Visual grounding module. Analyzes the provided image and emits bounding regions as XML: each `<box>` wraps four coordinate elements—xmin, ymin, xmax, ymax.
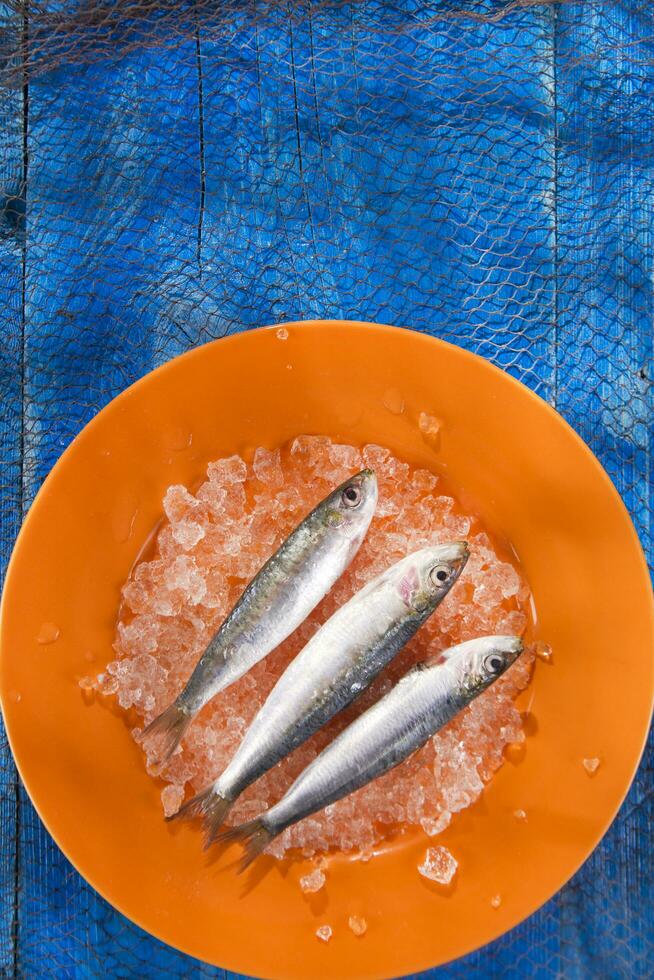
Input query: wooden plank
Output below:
<box><xmin>0</xmin><ymin>2</ymin><xmax>25</xmax><ymax>975</ymax></box>
<box><xmin>552</xmin><ymin>2</ymin><xmax>653</xmax><ymax>978</ymax></box>
<box><xmin>18</xmin><ymin>32</ymin><xmax>228</xmax><ymax>978</ymax></box>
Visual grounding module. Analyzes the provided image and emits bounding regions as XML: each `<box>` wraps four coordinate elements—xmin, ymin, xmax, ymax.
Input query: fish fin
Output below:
<box><xmin>201</xmin><ymin>794</ymin><xmax>235</xmax><ymax>848</ymax></box>
<box><xmin>140</xmin><ymin>704</ymin><xmax>191</xmax><ymax>766</ymax></box>
<box><xmin>166</xmin><ymin>785</ymin><xmax>213</xmax><ymax>822</ymax></box>
<box><xmin>167</xmin><ymin>785</ymin><xmax>234</xmax><ymax>840</ymax></box>
<box><xmin>213</xmin><ymin>818</ymin><xmax>274</xmax><ymax>872</ymax></box>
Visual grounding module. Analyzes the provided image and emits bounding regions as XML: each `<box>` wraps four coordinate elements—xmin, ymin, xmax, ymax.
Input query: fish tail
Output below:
<box><xmin>201</xmin><ymin>794</ymin><xmax>235</xmax><ymax>849</ymax></box>
<box><xmin>140</xmin><ymin>703</ymin><xmax>191</xmax><ymax>765</ymax></box>
<box><xmin>213</xmin><ymin>818</ymin><xmax>274</xmax><ymax>872</ymax></box>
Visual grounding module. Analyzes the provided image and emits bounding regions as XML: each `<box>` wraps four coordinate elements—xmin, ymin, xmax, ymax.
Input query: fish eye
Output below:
<box><xmin>484</xmin><ymin>654</ymin><xmax>504</xmax><ymax>674</ymax></box>
<box><xmin>342</xmin><ymin>485</ymin><xmax>362</xmax><ymax>508</ymax></box>
<box><xmin>429</xmin><ymin>564</ymin><xmax>451</xmax><ymax>586</ymax></box>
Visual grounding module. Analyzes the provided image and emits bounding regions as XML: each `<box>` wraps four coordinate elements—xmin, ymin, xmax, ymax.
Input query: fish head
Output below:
<box><xmin>446</xmin><ymin>635</ymin><xmax>524</xmax><ymax>697</ymax></box>
<box><xmin>396</xmin><ymin>541</ymin><xmax>469</xmax><ymax>613</ymax></box>
<box><xmin>323</xmin><ymin>469</ymin><xmax>378</xmax><ymax>540</ymax></box>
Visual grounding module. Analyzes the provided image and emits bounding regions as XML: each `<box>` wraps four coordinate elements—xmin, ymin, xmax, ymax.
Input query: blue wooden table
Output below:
<box><xmin>0</xmin><ymin>1</ymin><xmax>652</xmax><ymax>976</ymax></box>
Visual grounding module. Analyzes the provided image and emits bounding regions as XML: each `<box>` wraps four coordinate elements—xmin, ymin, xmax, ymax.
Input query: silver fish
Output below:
<box><xmin>142</xmin><ymin>469</ymin><xmax>378</xmax><ymax>763</ymax></box>
<box><xmin>218</xmin><ymin>635</ymin><xmax>523</xmax><ymax>869</ymax></box>
<box><xmin>172</xmin><ymin>541</ymin><xmax>469</xmax><ymax>841</ymax></box>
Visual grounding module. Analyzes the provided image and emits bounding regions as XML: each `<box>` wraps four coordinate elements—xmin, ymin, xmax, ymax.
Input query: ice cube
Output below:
<box><xmin>163</xmin><ymin>485</ymin><xmax>197</xmax><ymax>523</ymax></box>
<box><xmin>535</xmin><ymin>641</ymin><xmax>553</xmax><ymax>663</ymax></box>
<box><xmin>348</xmin><ymin>915</ymin><xmax>367</xmax><ymax>936</ymax></box>
<box><xmin>207</xmin><ymin>455</ymin><xmax>247</xmax><ymax>485</ymax></box>
<box><xmin>196</xmin><ymin>482</ymin><xmax>227</xmax><ymax>511</ymax></box>
<box><xmin>496</xmin><ymin>562</ymin><xmax>521</xmax><ymax>599</ymax></box>
<box><xmin>316</xmin><ymin>925</ymin><xmax>332</xmax><ymax>943</ymax></box>
<box><xmin>161</xmin><ymin>784</ymin><xmax>184</xmax><ymax>817</ymax></box>
<box><xmin>299</xmin><ymin>868</ymin><xmax>325</xmax><ymax>893</ymax></box>
<box><xmin>95</xmin><ymin>672</ymin><xmax>118</xmax><ymax>695</ymax></box>
<box><xmin>583</xmin><ymin>757</ymin><xmax>600</xmax><ymax>776</ymax></box>
<box><xmin>290</xmin><ymin>435</ymin><xmax>331</xmax><ymax>465</ymax></box>
<box><xmin>362</xmin><ymin>444</ymin><xmax>392</xmax><ymax>469</ymax></box>
<box><xmin>328</xmin><ymin>443</ymin><xmax>361</xmax><ymax>471</ymax></box>
<box><xmin>172</xmin><ymin>521</ymin><xmax>205</xmax><ymax>549</ymax></box>
<box><xmin>253</xmin><ymin>447</ymin><xmax>284</xmax><ymax>488</ymax></box>
<box><xmin>418</xmin><ymin>412</ymin><xmax>442</xmax><ymax>449</ymax></box>
<box><xmin>412</xmin><ymin>469</ymin><xmax>439</xmax><ymax>493</ymax></box>
<box><xmin>164</xmin><ymin>556</ymin><xmax>207</xmax><ymax>605</ymax></box>
<box><xmin>420</xmin><ymin>811</ymin><xmax>451</xmax><ymax>837</ymax></box>
<box><xmin>417</xmin><ymin>846</ymin><xmax>458</xmax><ymax>884</ymax></box>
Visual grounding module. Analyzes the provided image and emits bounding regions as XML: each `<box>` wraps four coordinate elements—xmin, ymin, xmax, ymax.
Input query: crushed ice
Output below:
<box><xmin>87</xmin><ymin>435</ymin><xmax>534</xmax><ymax>859</ymax></box>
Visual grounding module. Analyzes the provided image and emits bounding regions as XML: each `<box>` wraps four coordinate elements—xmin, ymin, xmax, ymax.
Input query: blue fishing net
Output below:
<box><xmin>0</xmin><ymin>1</ymin><xmax>651</xmax><ymax>976</ymax></box>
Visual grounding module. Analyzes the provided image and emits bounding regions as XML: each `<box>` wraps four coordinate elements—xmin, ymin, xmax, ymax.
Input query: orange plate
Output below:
<box><xmin>1</xmin><ymin>321</ymin><xmax>653</xmax><ymax>979</ymax></box>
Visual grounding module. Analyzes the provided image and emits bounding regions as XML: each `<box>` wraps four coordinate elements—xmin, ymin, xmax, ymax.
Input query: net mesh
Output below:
<box><xmin>0</xmin><ymin>0</ymin><xmax>652</xmax><ymax>976</ymax></box>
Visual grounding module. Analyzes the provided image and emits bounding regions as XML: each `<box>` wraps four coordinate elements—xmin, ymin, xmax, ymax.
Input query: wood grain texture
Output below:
<box><xmin>547</xmin><ymin>4</ymin><xmax>653</xmax><ymax>976</ymax></box>
<box><xmin>0</xmin><ymin>2</ymin><xmax>25</xmax><ymax>976</ymax></box>
<box><xmin>0</xmin><ymin>1</ymin><xmax>652</xmax><ymax>977</ymax></box>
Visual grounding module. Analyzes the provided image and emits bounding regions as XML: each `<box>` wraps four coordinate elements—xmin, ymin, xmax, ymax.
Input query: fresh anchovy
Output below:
<box><xmin>172</xmin><ymin>541</ymin><xmax>469</xmax><ymax>842</ymax></box>
<box><xmin>217</xmin><ymin>635</ymin><xmax>523</xmax><ymax>869</ymax></box>
<box><xmin>142</xmin><ymin>469</ymin><xmax>378</xmax><ymax>764</ymax></box>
